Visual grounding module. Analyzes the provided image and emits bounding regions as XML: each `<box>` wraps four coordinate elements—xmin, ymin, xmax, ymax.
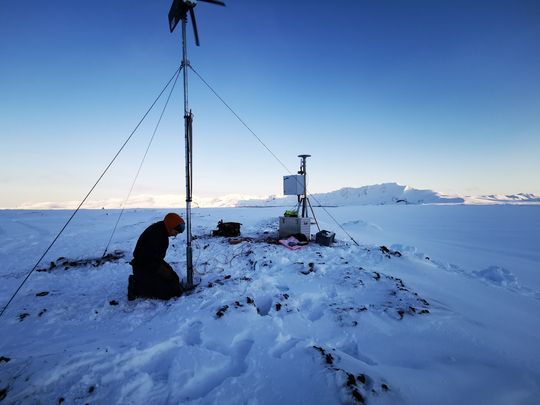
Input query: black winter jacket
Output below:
<box><xmin>131</xmin><ymin>221</ymin><xmax>169</xmax><ymax>275</ymax></box>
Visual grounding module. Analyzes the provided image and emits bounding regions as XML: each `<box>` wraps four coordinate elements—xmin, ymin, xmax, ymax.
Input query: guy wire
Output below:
<box><xmin>101</xmin><ymin>66</ymin><xmax>183</xmax><ymax>259</ymax></box>
<box><xmin>0</xmin><ymin>66</ymin><xmax>182</xmax><ymax>320</ymax></box>
<box><xmin>189</xmin><ymin>66</ymin><xmax>360</xmax><ymax>246</ymax></box>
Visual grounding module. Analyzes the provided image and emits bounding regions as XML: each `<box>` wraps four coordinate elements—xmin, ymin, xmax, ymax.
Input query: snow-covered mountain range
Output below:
<box><xmin>228</xmin><ymin>183</ymin><xmax>540</xmax><ymax>208</ymax></box>
<box><xmin>14</xmin><ymin>183</ymin><xmax>540</xmax><ymax>209</ymax></box>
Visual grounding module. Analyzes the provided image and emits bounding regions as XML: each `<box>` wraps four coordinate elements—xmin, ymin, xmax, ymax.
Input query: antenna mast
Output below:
<box><xmin>168</xmin><ymin>0</ymin><xmax>225</xmax><ymax>289</ymax></box>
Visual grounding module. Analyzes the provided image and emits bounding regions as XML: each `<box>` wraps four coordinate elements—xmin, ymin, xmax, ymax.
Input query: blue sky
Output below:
<box><xmin>1</xmin><ymin>0</ymin><xmax>539</xmax><ymax>208</ymax></box>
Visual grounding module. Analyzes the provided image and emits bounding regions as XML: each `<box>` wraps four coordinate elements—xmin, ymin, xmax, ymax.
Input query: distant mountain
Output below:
<box><xmin>234</xmin><ymin>183</ymin><xmax>465</xmax><ymax>207</ymax></box>
<box><xmin>462</xmin><ymin>193</ymin><xmax>540</xmax><ymax>205</ymax></box>
<box><xmin>15</xmin><ymin>184</ymin><xmax>540</xmax><ymax>209</ymax></box>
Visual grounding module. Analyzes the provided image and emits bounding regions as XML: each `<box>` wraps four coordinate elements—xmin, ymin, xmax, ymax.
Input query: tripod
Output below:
<box><xmin>295</xmin><ymin>155</ymin><xmax>320</xmax><ymax>232</ymax></box>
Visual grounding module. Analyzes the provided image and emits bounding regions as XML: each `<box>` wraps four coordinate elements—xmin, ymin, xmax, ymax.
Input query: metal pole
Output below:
<box><xmin>298</xmin><ymin>154</ymin><xmax>310</xmax><ymax>217</ymax></box>
<box><xmin>182</xmin><ymin>16</ymin><xmax>194</xmax><ymax>289</ymax></box>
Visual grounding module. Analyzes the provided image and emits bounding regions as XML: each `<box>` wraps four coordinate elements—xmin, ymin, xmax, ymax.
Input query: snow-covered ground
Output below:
<box><xmin>1</xmin><ymin>206</ymin><xmax>539</xmax><ymax>404</ymax></box>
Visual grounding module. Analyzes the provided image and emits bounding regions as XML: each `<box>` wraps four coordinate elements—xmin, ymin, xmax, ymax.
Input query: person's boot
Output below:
<box><xmin>127</xmin><ymin>275</ymin><xmax>138</xmax><ymax>301</ymax></box>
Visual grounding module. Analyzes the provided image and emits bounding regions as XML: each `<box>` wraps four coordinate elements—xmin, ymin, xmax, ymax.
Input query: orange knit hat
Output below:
<box><xmin>164</xmin><ymin>213</ymin><xmax>184</xmax><ymax>233</ymax></box>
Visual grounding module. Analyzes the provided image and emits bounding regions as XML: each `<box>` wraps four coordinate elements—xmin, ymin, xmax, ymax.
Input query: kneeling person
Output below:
<box><xmin>128</xmin><ymin>213</ymin><xmax>185</xmax><ymax>300</ymax></box>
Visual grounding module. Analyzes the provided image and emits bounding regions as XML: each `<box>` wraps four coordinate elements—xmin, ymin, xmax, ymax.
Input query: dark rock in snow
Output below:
<box><xmin>346</xmin><ymin>373</ymin><xmax>356</xmax><ymax>387</ymax></box>
<box><xmin>0</xmin><ymin>387</ymin><xmax>8</xmax><ymax>401</ymax></box>
<box><xmin>0</xmin><ymin>356</ymin><xmax>10</xmax><ymax>363</ymax></box>
<box><xmin>352</xmin><ymin>389</ymin><xmax>365</xmax><ymax>403</ymax></box>
<box><xmin>216</xmin><ymin>305</ymin><xmax>229</xmax><ymax>318</ymax></box>
<box><xmin>36</xmin><ymin>291</ymin><xmax>49</xmax><ymax>297</ymax></box>
<box><xmin>18</xmin><ymin>313</ymin><xmax>30</xmax><ymax>321</ymax></box>
<box><xmin>301</xmin><ymin>263</ymin><xmax>316</xmax><ymax>275</ymax></box>
<box><xmin>325</xmin><ymin>353</ymin><xmax>334</xmax><ymax>365</ymax></box>
<box><xmin>109</xmin><ymin>300</ymin><xmax>119</xmax><ymax>306</ymax></box>
<box><xmin>379</xmin><ymin>245</ymin><xmax>402</xmax><ymax>257</ymax></box>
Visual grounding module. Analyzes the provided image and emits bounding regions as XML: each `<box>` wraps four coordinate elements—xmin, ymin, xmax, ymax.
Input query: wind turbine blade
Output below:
<box><xmin>199</xmin><ymin>0</ymin><xmax>226</xmax><ymax>6</ymax></box>
<box><xmin>190</xmin><ymin>8</ymin><xmax>200</xmax><ymax>46</ymax></box>
<box><xmin>168</xmin><ymin>0</ymin><xmax>182</xmax><ymax>33</ymax></box>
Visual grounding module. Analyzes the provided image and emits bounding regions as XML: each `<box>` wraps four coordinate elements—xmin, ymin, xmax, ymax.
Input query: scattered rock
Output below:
<box><xmin>37</xmin><ymin>252</ymin><xmax>125</xmax><ymax>272</ymax></box>
<box><xmin>325</xmin><ymin>353</ymin><xmax>334</xmax><ymax>365</ymax></box>
<box><xmin>346</xmin><ymin>373</ymin><xmax>356</xmax><ymax>387</ymax></box>
<box><xmin>380</xmin><ymin>245</ymin><xmax>402</xmax><ymax>257</ymax></box>
<box><xmin>352</xmin><ymin>389</ymin><xmax>365</xmax><ymax>403</ymax></box>
<box><xmin>58</xmin><ymin>397</ymin><xmax>65</xmax><ymax>404</ymax></box>
<box><xmin>313</xmin><ymin>346</ymin><xmax>325</xmax><ymax>355</ymax></box>
<box><xmin>0</xmin><ymin>356</ymin><xmax>10</xmax><ymax>364</ymax></box>
<box><xmin>300</xmin><ymin>263</ymin><xmax>316</xmax><ymax>275</ymax></box>
<box><xmin>38</xmin><ymin>309</ymin><xmax>47</xmax><ymax>317</ymax></box>
<box><xmin>275</xmin><ymin>303</ymin><xmax>282</xmax><ymax>311</ymax></box>
<box><xmin>18</xmin><ymin>313</ymin><xmax>30</xmax><ymax>322</ymax></box>
<box><xmin>418</xmin><ymin>298</ymin><xmax>430</xmax><ymax>306</ymax></box>
<box><xmin>216</xmin><ymin>305</ymin><xmax>229</xmax><ymax>318</ymax></box>
<box><xmin>246</xmin><ymin>297</ymin><xmax>254</xmax><ymax>305</ymax></box>
<box><xmin>0</xmin><ymin>387</ymin><xmax>7</xmax><ymax>401</ymax></box>
<box><xmin>313</xmin><ymin>347</ymin><xmax>387</xmax><ymax>404</ymax></box>
<box><xmin>109</xmin><ymin>300</ymin><xmax>119</xmax><ymax>306</ymax></box>
<box><xmin>88</xmin><ymin>386</ymin><xmax>95</xmax><ymax>394</ymax></box>
<box><xmin>36</xmin><ymin>291</ymin><xmax>49</xmax><ymax>297</ymax></box>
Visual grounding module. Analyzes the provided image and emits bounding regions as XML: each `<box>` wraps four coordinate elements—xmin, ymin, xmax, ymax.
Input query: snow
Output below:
<box><xmin>11</xmin><ymin>183</ymin><xmax>540</xmax><ymax>210</ymax></box>
<box><xmin>1</xmin><ymin>205</ymin><xmax>539</xmax><ymax>404</ymax></box>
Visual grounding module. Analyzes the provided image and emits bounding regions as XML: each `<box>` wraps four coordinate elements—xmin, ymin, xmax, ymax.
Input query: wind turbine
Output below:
<box><xmin>168</xmin><ymin>0</ymin><xmax>225</xmax><ymax>289</ymax></box>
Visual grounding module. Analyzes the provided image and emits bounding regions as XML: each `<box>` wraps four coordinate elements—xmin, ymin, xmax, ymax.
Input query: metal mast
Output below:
<box><xmin>168</xmin><ymin>0</ymin><xmax>225</xmax><ymax>289</ymax></box>
<box><xmin>298</xmin><ymin>154</ymin><xmax>310</xmax><ymax>217</ymax></box>
<box><xmin>181</xmin><ymin>16</ymin><xmax>194</xmax><ymax>288</ymax></box>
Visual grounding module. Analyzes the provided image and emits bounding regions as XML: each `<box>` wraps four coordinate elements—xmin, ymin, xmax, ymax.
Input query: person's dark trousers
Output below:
<box><xmin>128</xmin><ymin>264</ymin><xmax>183</xmax><ymax>300</ymax></box>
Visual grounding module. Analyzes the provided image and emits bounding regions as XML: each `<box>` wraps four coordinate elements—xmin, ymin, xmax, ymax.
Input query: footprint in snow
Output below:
<box><xmin>183</xmin><ymin>321</ymin><xmax>203</xmax><ymax>346</ymax></box>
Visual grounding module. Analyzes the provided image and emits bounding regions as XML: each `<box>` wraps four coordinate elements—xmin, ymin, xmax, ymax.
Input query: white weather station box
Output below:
<box><xmin>278</xmin><ymin>155</ymin><xmax>315</xmax><ymax>241</ymax></box>
<box><xmin>283</xmin><ymin>175</ymin><xmax>305</xmax><ymax>196</ymax></box>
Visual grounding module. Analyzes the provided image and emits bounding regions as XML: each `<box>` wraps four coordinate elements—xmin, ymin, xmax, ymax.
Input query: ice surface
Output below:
<box><xmin>0</xmin><ymin>206</ymin><xmax>539</xmax><ymax>404</ymax></box>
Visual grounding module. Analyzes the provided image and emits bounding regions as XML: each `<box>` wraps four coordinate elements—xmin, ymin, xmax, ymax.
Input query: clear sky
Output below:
<box><xmin>1</xmin><ymin>0</ymin><xmax>539</xmax><ymax>208</ymax></box>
